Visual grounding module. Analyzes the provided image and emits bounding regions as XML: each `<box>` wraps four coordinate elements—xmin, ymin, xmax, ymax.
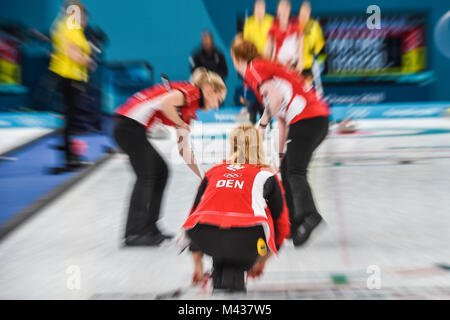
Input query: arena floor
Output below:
<box><xmin>1</xmin><ymin>117</ymin><xmax>450</xmax><ymax>299</ymax></box>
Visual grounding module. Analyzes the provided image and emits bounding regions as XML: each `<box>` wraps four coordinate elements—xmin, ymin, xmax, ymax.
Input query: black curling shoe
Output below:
<box><xmin>292</xmin><ymin>212</ymin><xmax>324</xmax><ymax>247</ymax></box>
<box><xmin>124</xmin><ymin>232</ymin><xmax>165</xmax><ymax>247</ymax></box>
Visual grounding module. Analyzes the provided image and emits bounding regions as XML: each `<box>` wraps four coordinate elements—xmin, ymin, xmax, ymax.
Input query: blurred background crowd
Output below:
<box><xmin>0</xmin><ymin>0</ymin><xmax>449</xmax><ymax>171</ymax></box>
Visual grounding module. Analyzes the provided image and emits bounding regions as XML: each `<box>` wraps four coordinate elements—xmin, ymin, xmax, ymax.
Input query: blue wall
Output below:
<box><xmin>84</xmin><ymin>0</ymin><xmax>236</xmax><ymax>103</ymax></box>
<box><xmin>0</xmin><ymin>0</ymin><xmax>56</xmax><ymax>31</ymax></box>
<box><xmin>1</xmin><ymin>0</ymin><xmax>450</xmax><ymax>104</ymax></box>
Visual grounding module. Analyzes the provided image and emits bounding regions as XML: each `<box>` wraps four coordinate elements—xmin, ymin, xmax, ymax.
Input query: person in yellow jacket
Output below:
<box><xmin>243</xmin><ymin>0</ymin><xmax>274</xmax><ymax>55</ymax></box>
<box><xmin>242</xmin><ymin>0</ymin><xmax>274</xmax><ymax>125</ymax></box>
<box><xmin>298</xmin><ymin>1</ymin><xmax>326</xmax><ymax>96</ymax></box>
<box><xmin>49</xmin><ymin>0</ymin><xmax>93</xmax><ymax>170</ymax></box>
<box><xmin>301</xmin><ymin>19</ymin><xmax>325</xmax><ymax>71</ymax></box>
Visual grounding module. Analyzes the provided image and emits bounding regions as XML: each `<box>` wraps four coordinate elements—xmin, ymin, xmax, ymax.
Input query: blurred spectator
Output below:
<box><xmin>189</xmin><ymin>31</ymin><xmax>228</xmax><ymax>80</ymax></box>
<box><xmin>0</xmin><ymin>24</ymin><xmax>24</xmax><ymax>85</ymax></box>
<box><xmin>48</xmin><ymin>0</ymin><xmax>93</xmax><ymax>170</ymax></box>
<box><xmin>242</xmin><ymin>0</ymin><xmax>273</xmax><ymax>124</ymax></box>
<box><xmin>298</xmin><ymin>1</ymin><xmax>326</xmax><ymax>95</ymax></box>
<box><xmin>243</xmin><ymin>0</ymin><xmax>274</xmax><ymax>55</ymax></box>
<box><xmin>265</xmin><ymin>0</ymin><xmax>301</xmax><ymax>70</ymax></box>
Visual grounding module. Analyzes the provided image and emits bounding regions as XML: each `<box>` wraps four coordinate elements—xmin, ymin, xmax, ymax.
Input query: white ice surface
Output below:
<box><xmin>1</xmin><ymin>118</ymin><xmax>450</xmax><ymax>299</ymax></box>
<box><xmin>0</xmin><ymin>128</ymin><xmax>52</xmax><ymax>155</ymax></box>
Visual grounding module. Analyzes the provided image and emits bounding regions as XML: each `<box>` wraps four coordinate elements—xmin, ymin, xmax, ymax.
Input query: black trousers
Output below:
<box><xmin>113</xmin><ymin>115</ymin><xmax>169</xmax><ymax>238</ymax></box>
<box><xmin>57</xmin><ymin>75</ymin><xmax>86</xmax><ymax>163</ymax></box>
<box><xmin>187</xmin><ymin>224</ymin><xmax>266</xmax><ymax>271</ymax></box>
<box><xmin>280</xmin><ymin>116</ymin><xmax>329</xmax><ymax>229</ymax></box>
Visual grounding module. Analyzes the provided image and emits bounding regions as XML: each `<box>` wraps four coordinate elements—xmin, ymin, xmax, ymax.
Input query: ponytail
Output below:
<box><xmin>228</xmin><ymin>125</ymin><xmax>269</xmax><ymax>168</ymax></box>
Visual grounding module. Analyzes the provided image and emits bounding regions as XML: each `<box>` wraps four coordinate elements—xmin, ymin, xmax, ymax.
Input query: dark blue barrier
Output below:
<box><xmin>103</xmin><ymin>61</ymin><xmax>154</xmax><ymax>114</ymax></box>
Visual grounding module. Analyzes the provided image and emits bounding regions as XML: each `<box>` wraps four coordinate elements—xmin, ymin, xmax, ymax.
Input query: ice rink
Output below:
<box><xmin>0</xmin><ymin>128</ymin><xmax>52</xmax><ymax>155</ymax></box>
<box><xmin>1</xmin><ymin>117</ymin><xmax>450</xmax><ymax>300</ymax></box>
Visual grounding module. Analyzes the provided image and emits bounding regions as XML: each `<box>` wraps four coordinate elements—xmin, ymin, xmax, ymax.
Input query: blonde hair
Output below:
<box><xmin>190</xmin><ymin>67</ymin><xmax>226</xmax><ymax>93</ymax></box>
<box><xmin>228</xmin><ymin>125</ymin><xmax>269</xmax><ymax>168</ymax></box>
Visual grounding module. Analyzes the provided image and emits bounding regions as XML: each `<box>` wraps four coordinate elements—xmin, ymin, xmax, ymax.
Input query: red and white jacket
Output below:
<box><xmin>243</xmin><ymin>58</ymin><xmax>329</xmax><ymax>125</ymax></box>
<box><xmin>115</xmin><ymin>81</ymin><xmax>202</xmax><ymax>129</ymax></box>
<box><xmin>268</xmin><ymin>19</ymin><xmax>300</xmax><ymax>66</ymax></box>
<box><xmin>182</xmin><ymin>163</ymin><xmax>291</xmax><ymax>254</ymax></box>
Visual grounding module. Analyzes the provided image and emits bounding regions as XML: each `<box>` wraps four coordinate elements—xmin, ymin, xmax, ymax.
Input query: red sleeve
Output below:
<box><xmin>244</xmin><ymin>59</ymin><xmax>278</xmax><ymax>105</ymax></box>
<box><xmin>249</xmin><ymin>59</ymin><xmax>277</xmax><ymax>88</ymax></box>
<box><xmin>170</xmin><ymin>82</ymin><xmax>200</xmax><ymax>124</ymax></box>
<box><xmin>174</xmin><ymin>83</ymin><xmax>199</xmax><ymax>105</ymax></box>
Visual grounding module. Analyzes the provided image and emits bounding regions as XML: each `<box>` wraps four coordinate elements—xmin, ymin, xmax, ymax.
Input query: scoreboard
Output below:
<box><xmin>319</xmin><ymin>14</ymin><xmax>427</xmax><ymax>79</ymax></box>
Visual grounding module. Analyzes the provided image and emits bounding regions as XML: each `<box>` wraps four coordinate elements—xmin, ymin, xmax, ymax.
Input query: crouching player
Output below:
<box><xmin>181</xmin><ymin>125</ymin><xmax>290</xmax><ymax>292</ymax></box>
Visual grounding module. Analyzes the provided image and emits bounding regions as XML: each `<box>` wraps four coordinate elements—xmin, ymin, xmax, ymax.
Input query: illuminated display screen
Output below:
<box><xmin>319</xmin><ymin>14</ymin><xmax>427</xmax><ymax>78</ymax></box>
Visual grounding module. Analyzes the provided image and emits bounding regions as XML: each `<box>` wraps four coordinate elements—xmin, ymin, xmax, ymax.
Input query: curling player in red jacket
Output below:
<box><xmin>181</xmin><ymin>125</ymin><xmax>290</xmax><ymax>293</ymax></box>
